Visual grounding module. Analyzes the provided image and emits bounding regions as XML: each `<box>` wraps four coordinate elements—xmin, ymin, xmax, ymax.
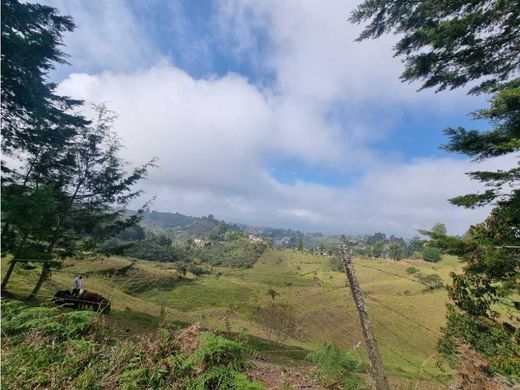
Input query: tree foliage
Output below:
<box><xmin>352</xmin><ymin>0</ymin><xmax>520</xmax><ymax>379</ymax></box>
<box><xmin>350</xmin><ymin>0</ymin><xmax>520</xmax><ymax>94</ymax></box>
<box><xmin>1</xmin><ymin>0</ymin><xmax>154</xmax><ymax>296</ymax></box>
<box><xmin>421</xmin><ymin>246</ymin><xmax>442</xmax><ymax>263</ymax></box>
<box><xmin>1</xmin><ymin>0</ymin><xmax>88</xmax><ymax>156</ymax></box>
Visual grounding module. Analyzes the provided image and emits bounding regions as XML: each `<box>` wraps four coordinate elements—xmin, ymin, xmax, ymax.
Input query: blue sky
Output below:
<box><xmin>44</xmin><ymin>0</ymin><xmax>507</xmax><ymax>236</ymax></box>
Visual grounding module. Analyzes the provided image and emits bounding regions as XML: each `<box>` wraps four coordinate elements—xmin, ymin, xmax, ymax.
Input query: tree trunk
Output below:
<box><xmin>29</xmin><ymin>263</ymin><xmax>50</xmax><ymax>299</ymax></box>
<box><xmin>1</xmin><ymin>259</ymin><xmax>17</xmax><ymax>290</ymax></box>
<box><xmin>28</xmin><ymin>152</ymin><xmax>88</xmax><ymax>298</ymax></box>
<box><xmin>1</xmin><ymin>233</ymin><xmax>29</xmax><ymax>289</ymax></box>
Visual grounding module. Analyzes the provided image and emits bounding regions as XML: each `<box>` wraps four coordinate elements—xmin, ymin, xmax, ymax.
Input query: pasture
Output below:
<box><xmin>2</xmin><ymin>248</ymin><xmax>462</xmax><ymax>388</ymax></box>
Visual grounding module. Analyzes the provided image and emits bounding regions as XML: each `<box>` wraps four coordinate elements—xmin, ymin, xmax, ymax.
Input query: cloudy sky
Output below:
<box><xmin>42</xmin><ymin>0</ymin><xmax>508</xmax><ymax>236</ymax></box>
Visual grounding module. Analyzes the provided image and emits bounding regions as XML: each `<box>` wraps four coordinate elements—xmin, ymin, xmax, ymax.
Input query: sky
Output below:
<box><xmin>40</xmin><ymin>0</ymin><xmax>512</xmax><ymax>236</ymax></box>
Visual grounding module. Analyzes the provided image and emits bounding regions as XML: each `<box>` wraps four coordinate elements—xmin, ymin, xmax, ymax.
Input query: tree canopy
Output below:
<box><xmin>350</xmin><ymin>0</ymin><xmax>520</xmax><ymax>94</ymax></box>
<box><xmin>1</xmin><ymin>0</ymin><xmax>154</xmax><ymax>297</ymax></box>
<box><xmin>352</xmin><ymin>0</ymin><xmax>520</xmax><ymax>379</ymax></box>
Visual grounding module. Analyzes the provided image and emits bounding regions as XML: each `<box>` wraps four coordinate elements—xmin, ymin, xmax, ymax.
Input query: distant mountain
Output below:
<box><xmin>137</xmin><ymin>209</ymin><xmax>409</xmax><ymax>249</ymax></box>
<box><xmin>142</xmin><ymin>210</ymin><xmax>209</xmax><ymax>228</ymax></box>
<box><xmin>138</xmin><ymin>209</ymin><xmax>313</xmax><ymax>243</ymax></box>
<box><xmin>140</xmin><ymin>210</ymin><xmax>222</xmax><ymax>238</ymax></box>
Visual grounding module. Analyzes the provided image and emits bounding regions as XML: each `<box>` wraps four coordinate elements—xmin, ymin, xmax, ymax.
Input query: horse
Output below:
<box><xmin>53</xmin><ymin>289</ymin><xmax>111</xmax><ymax>314</ymax></box>
<box><xmin>80</xmin><ymin>290</ymin><xmax>111</xmax><ymax>314</ymax></box>
<box><xmin>53</xmin><ymin>289</ymin><xmax>80</xmax><ymax>309</ymax></box>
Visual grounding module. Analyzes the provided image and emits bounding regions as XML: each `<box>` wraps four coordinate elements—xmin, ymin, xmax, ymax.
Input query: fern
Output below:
<box><xmin>2</xmin><ymin>300</ymin><xmax>92</xmax><ymax>338</ymax></box>
<box><xmin>2</xmin><ymin>300</ymin><xmax>263</xmax><ymax>389</ymax></box>
<box><xmin>185</xmin><ymin>332</ymin><xmax>262</xmax><ymax>389</ymax></box>
<box><xmin>185</xmin><ymin>332</ymin><xmax>248</xmax><ymax>370</ymax></box>
<box><xmin>306</xmin><ymin>342</ymin><xmax>367</xmax><ymax>390</ymax></box>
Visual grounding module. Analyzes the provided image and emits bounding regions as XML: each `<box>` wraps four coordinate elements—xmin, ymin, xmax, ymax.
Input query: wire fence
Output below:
<box><xmin>7</xmin><ymin>253</ymin><xmax>509</xmax><ymax>388</ymax></box>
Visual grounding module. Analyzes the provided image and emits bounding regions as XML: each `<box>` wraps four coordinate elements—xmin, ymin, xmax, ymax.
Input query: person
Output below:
<box><xmin>72</xmin><ymin>275</ymin><xmax>84</xmax><ymax>297</ymax></box>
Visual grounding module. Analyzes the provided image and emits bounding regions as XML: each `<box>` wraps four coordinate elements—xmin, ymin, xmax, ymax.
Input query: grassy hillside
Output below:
<box><xmin>2</xmin><ymin>249</ymin><xmax>462</xmax><ymax>388</ymax></box>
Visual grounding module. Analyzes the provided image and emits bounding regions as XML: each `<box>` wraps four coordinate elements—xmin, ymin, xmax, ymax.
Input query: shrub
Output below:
<box><xmin>416</xmin><ymin>273</ymin><xmax>444</xmax><ymax>291</ymax></box>
<box><xmin>406</xmin><ymin>266</ymin><xmax>419</xmax><ymax>274</ymax></box>
<box><xmin>117</xmin><ymin>239</ymin><xmax>181</xmax><ymax>262</ymax></box>
<box><xmin>267</xmin><ymin>288</ymin><xmax>278</xmax><ymax>301</ymax></box>
<box><xmin>2</xmin><ymin>301</ymin><xmax>264</xmax><ymax>389</ymax></box>
<box><xmin>422</xmin><ymin>246</ymin><xmax>442</xmax><ymax>262</ymax></box>
<box><xmin>438</xmin><ymin>305</ymin><xmax>520</xmax><ymax>379</ymax></box>
<box><xmin>306</xmin><ymin>342</ymin><xmax>366</xmax><ymax>389</ymax></box>
<box><xmin>2</xmin><ymin>300</ymin><xmax>92</xmax><ymax>339</ymax></box>
<box><xmin>329</xmin><ymin>256</ymin><xmax>343</xmax><ymax>272</ymax></box>
<box><xmin>185</xmin><ymin>333</ymin><xmax>261</xmax><ymax>389</ymax></box>
<box><xmin>187</xmin><ymin>263</ymin><xmax>210</xmax><ymax>276</ymax></box>
<box><xmin>256</xmin><ymin>303</ymin><xmax>300</xmax><ymax>344</ymax></box>
<box><xmin>194</xmin><ymin>238</ymin><xmax>265</xmax><ymax>268</ymax></box>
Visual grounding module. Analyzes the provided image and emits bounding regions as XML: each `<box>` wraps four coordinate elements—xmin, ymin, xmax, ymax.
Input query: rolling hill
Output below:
<box><xmin>2</xmin><ymin>248</ymin><xmax>462</xmax><ymax>388</ymax></box>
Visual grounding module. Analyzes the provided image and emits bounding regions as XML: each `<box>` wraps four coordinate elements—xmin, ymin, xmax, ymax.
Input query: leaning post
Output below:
<box><xmin>340</xmin><ymin>244</ymin><xmax>391</xmax><ymax>390</ymax></box>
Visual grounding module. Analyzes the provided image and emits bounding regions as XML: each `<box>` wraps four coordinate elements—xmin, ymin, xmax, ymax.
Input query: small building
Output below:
<box><xmin>193</xmin><ymin>238</ymin><xmax>207</xmax><ymax>248</ymax></box>
<box><xmin>248</xmin><ymin>234</ymin><xmax>264</xmax><ymax>244</ymax></box>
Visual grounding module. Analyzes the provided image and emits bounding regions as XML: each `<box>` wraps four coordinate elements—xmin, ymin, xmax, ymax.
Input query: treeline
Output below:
<box><xmin>350</xmin><ymin>223</ymin><xmax>447</xmax><ymax>262</ymax></box>
<box><xmin>137</xmin><ymin>208</ymin><xmax>451</xmax><ymax>263</ymax></box>
<box><xmin>287</xmin><ymin>224</ymin><xmax>447</xmax><ymax>263</ymax></box>
<box><xmin>97</xmin><ymin>222</ymin><xmax>267</xmax><ymax>268</ymax></box>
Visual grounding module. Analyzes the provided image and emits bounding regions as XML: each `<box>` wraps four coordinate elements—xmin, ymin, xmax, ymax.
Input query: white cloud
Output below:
<box><xmin>57</xmin><ymin>63</ymin><xmax>512</xmax><ymax>236</ymax></box>
<box><xmin>40</xmin><ymin>0</ymin><xmax>159</xmax><ymax>78</ymax></box>
<box><xmin>47</xmin><ymin>0</ymin><xmax>515</xmax><ymax>236</ymax></box>
<box><xmin>214</xmin><ymin>0</ymin><xmax>485</xmax><ymax>112</ymax></box>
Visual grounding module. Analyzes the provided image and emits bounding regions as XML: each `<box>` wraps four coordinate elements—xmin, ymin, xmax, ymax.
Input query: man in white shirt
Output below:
<box><xmin>72</xmin><ymin>275</ymin><xmax>84</xmax><ymax>297</ymax></box>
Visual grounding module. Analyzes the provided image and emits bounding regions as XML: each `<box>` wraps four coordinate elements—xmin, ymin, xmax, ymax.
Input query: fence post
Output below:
<box><xmin>341</xmin><ymin>244</ymin><xmax>391</xmax><ymax>390</ymax></box>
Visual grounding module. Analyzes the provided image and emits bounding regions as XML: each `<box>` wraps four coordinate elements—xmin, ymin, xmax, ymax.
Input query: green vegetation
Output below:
<box><xmin>1</xmin><ymin>0</ymin><xmax>153</xmax><ymax>297</ymax></box>
<box><xmin>306</xmin><ymin>342</ymin><xmax>366</xmax><ymax>389</ymax></box>
<box><xmin>421</xmin><ymin>247</ymin><xmax>442</xmax><ymax>263</ymax></box>
<box><xmin>193</xmin><ymin>239</ymin><xmax>265</xmax><ymax>268</ymax></box>
<box><xmin>2</xmin><ymin>300</ymin><xmax>264</xmax><ymax>389</ymax></box>
<box><xmin>2</xmin><ymin>248</ymin><xmax>460</xmax><ymax>386</ymax></box>
<box><xmin>438</xmin><ymin>306</ymin><xmax>520</xmax><ymax>381</ymax></box>
<box><xmin>96</xmin><ymin>221</ymin><xmax>267</xmax><ymax>269</ymax></box>
<box><xmin>414</xmin><ymin>273</ymin><xmax>444</xmax><ymax>291</ymax></box>
<box><xmin>352</xmin><ymin>0</ymin><xmax>520</xmax><ymax>381</ymax></box>
<box><xmin>4</xmin><ymin>0</ymin><xmax>517</xmax><ymax>387</ymax></box>
<box><xmin>3</xmin><ymin>300</ymin><xmax>93</xmax><ymax>339</ymax></box>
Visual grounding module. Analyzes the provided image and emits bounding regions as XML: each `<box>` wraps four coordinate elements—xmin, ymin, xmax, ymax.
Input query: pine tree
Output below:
<box><xmin>28</xmin><ymin>105</ymin><xmax>155</xmax><ymax>297</ymax></box>
<box><xmin>1</xmin><ymin>0</ymin><xmax>155</xmax><ymax>296</ymax></box>
<box><xmin>1</xmin><ymin>0</ymin><xmax>88</xmax><ymax>288</ymax></box>
<box><xmin>351</xmin><ymin>0</ymin><xmax>520</xmax><ymax>378</ymax></box>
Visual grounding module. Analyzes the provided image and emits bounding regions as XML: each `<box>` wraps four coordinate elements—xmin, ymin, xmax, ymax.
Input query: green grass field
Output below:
<box><xmin>2</xmin><ymin>248</ymin><xmax>462</xmax><ymax>388</ymax></box>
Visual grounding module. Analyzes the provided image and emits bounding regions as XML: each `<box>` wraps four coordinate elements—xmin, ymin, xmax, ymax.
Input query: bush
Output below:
<box><xmin>2</xmin><ymin>300</ymin><xmax>93</xmax><ymax>339</ymax></box>
<box><xmin>184</xmin><ymin>333</ymin><xmax>260</xmax><ymax>389</ymax></box>
<box><xmin>438</xmin><ymin>305</ymin><xmax>520</xmax><ymax>379</ymax></box>
<box><xmin>415</xmin><ymin>273</ymin><xmax>444</xmax><ymax>290</ymax></box>
<box><xmin>329</xmin><ymin>255</ymin><xmax>343</xmax><ymax>272</ymax></box>
<box><xmin>186</xmin><ymin>263</ymin><xmax>210</xmax><ymax>276</ymax></box>
<box><xmin>114</xmin><ymin>239</ymin><xmax>182</xmax><ymax>262</ymax></box>
<box><xmin>406</xmin><ymin>266</ymin><xmax>420</xmax><ymax>274</ymax></box>
<box><xmin>306</xmin><ymin>342</ymin><xmax>366</xmax><ymax>389</ymax></box>
<box><xmin>256</xmin><ymin>303</ymin><xmax>300</xmax><ymax>344</ymax></box>
<box><xmin>194</xmin><ymin>238</ymin><xmax>265</xmax><ymax>268</ymax></box>
<box><xmin>422</xmin><ymin>246</ymin><xmax>442</xmax><ymax>262</ymax></box>
<box><xmin>2</xmin><ymin>301</ymin><xmax>264</xmax><ymax>389</ymax></box>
